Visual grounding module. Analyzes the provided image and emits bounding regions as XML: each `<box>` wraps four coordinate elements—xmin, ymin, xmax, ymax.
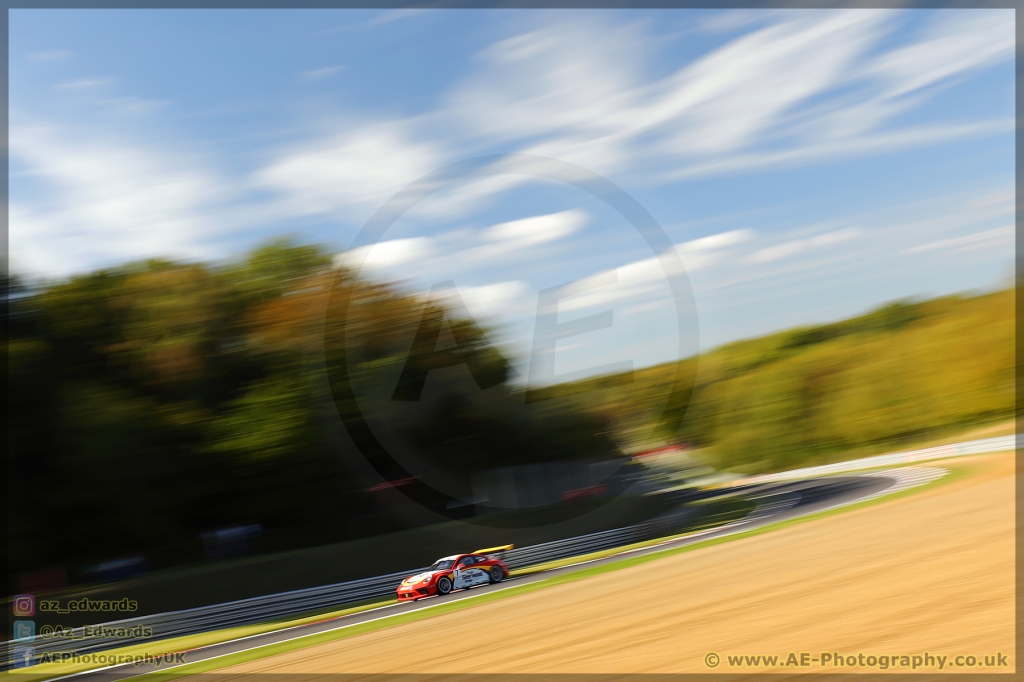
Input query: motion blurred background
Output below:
<box><xmin>5</xmin><ymin>8</ymin><xmax>1014</xmax><ymax>613</ymax></box>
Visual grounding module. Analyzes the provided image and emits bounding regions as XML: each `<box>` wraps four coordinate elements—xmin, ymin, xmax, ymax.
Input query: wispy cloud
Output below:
<box><xmin>903</xmin><ymin>225</ymin><xmax>1013</xmax><ymax>255</ymax></box>
<box><xmin>447</xmin><ymin>281</ymin><xmax>529</xmax><ymax>318</ymax></box>
<box><xmin>54</xmin><ymin>78</ymin><xmax>113</xmax><ymax>91</ymax></box>
<box><xmin>28</xmin><ymin>49</ymin><xmax>72</xmax><ymax>61</ymax></box>
<box><xmin>471</xmin><ymin>209</ymin><xmax>587</xmax><ymax>260</ymax></box>
<box><xmin>691</xmin><ymin>185</ymin><xmax>1012</xmax><ymax>303</ymax></box>
<box><xmin>300</xmin><ymin>65</ymin><xmax>345</xmax><ymax>81</ymax></box>
<box><xmin>677</xmin><ymin>229</ymin><xmax>754</xmax><ymax>270</ymax></box>
<box><xmin>9</xmin><ymin>124</ymin><xmax>255</xmax><ymax>276</ymax></box>
<box><xmin>698</xmin><ymin>9</ymin><xmax>779</xmax><ymax>34</ymax></box>
<box><xmin>554</xmin><ymin>229</ymin><xmax>752</xmax><ymax>313</ymax></box>
<box><xmin>10</xmin><ymin>8</ymin><xmax>1014</xmax><ymax>290</ymax></box>
<box><xmin>100</xmin><ymin>96</ymin><xmax>168</xmax><ymax>114</ymax></box>
<box><xmin>336</xmin><ymin>236</ymin><xmax>434</xmax><ymax>272</ymax></box>
<box><xmin>864</xmin><ymin>10</ymin><xmax>1014</xmax><ymax>99</ymax></box>
<box><xmin>335</xmin><ymin>210</ymin><xmax>588</xmax><ymax>284</ymax></box>
<box><xmin>317</xmin><ymin>8</ymin><xmax>429</xmax><ymax>35</ymax></box>
<box><xmin>666</xmin><ymin>120</ymin><xmax>1013</xmax><ymax>180</ymax></box>
<box><xmin>368</xmin><ymin>8</ymin><xmax>428</xmax><ymax>27</ymax></box>
<box><xmin>260</xmin><ymin>10</ymin><xmax>1013</xmax><ymax>223</ymax></box>
<box><xmin>747</xmin><ymin>228</ymin><xmax>861</xmax><ymax>264</ymax></box>
<box><xmin>254</xmin><ymin>121</ymin><xmax>445</xmax><ymax>219</ymax></box>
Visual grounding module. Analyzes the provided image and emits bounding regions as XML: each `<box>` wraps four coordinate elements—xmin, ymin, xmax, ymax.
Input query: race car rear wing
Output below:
<box><xmin>473</xmin><ymin>544</ymin><xmax>514</xmax><ymax>558</ymax></box>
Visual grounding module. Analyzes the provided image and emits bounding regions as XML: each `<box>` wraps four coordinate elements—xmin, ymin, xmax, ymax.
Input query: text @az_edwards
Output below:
<box><xmin>38</xmin><ymin>598</ymin><xmax>138</xmax><ymax>614</ymax></box>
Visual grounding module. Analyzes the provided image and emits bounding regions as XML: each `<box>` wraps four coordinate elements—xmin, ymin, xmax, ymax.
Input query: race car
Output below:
<box><xmin>396</xmin><ymin>545</ymin><xmax>512</xmax><ymax>601</ymax></box>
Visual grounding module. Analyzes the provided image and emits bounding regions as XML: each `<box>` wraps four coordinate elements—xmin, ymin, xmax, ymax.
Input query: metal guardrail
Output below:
<box><xmin>503</xmin><ymin>525</ymin><xmax>647</xmax><ymax>570</ymax></box>
<box><xmin>1</xmin><ymin>521</ymin><xmax>667</xmax><ymax>667</ymax></box>
<box><xmin>4</xmin><ymin>433</ymin><xmax>1015</xmax><ymax>668</ymax></box>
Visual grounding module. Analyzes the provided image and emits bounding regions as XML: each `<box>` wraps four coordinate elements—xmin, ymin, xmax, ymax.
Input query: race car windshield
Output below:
<box><xmin>430</xmin><ymin>559</ymin><xmax>455</xmax><ymax>570</ymax></box>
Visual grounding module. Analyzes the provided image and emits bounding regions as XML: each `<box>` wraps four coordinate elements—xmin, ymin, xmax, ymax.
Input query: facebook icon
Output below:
<box><xmin>13</xmin><ymin>646</ymin><xmax>35</xmax><ymax>668</ymax></box>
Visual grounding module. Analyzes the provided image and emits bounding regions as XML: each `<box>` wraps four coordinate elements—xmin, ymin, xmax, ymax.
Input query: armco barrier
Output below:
<box><xmin>1</xmin><ymin>522</ymin><xmax>663</xmax><ymax>668</ymax></box>
<box><xmin>3</xmin><ymin>433</ymin><xmax>1015</xmax><ymax>668</ymax></box>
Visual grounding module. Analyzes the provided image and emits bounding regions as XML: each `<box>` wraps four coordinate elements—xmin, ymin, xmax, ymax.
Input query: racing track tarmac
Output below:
<box><xmin>208</xmin><ymin>452</ymin><xmax>1014</xmax><ymax>675</ymax></box>
<box><xmin>46</xmin><ymin>472</ymin><xmax>901</xmax><ymax>682</ymax></box>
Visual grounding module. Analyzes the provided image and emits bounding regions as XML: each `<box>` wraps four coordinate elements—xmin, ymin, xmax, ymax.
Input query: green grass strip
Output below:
<box><xmin>9</xmin><ymin>501</ymin><xmax>753</xmax><ymax>682</ymax></box>
<box><xmin>125</xmin><ymin>461</ymin><xmax>971</xmax><ymax>682</ymax></box>
<box><xmin>510</xmin><ymin>500</ymin><xmax>754</xmax><ymax>576</ymax></box>
<box><xmin>15</xmin><ymin>459</ymin><xmax>976</xmax><ymax>682</ymax></box>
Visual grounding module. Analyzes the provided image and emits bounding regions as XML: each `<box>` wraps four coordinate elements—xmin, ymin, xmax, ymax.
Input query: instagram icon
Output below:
<box><xmin>13</xmin><ymin>595</ymin><xmax>35</xmax><ymax>617</ymax></box>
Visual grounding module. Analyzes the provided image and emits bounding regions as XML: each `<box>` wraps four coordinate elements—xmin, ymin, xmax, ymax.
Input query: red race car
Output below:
<box><xmin>396</xmin><ymin>545</ymin><xmax>512</xmax><ymax>601</ymax></box>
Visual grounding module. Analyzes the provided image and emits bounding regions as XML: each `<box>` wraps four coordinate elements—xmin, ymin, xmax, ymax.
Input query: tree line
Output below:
<box><xmin>5</xmin><ymin>238</ymin><xmax>1011</xmax><ymax>584</ymax></box>
<box><xmin>552</xmin><ymin>286</ymin><xmax>1013</xmax><ymax>473</ymax></box>
<box><xmin>5</xmin><ymin>240</ymin><xmax>617</xmax><ymax>582</ymax></box>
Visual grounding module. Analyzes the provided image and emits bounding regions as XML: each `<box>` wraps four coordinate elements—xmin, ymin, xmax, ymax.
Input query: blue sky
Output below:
<box><xmin>9</xmin><ymin>8</ymin><xmax>1015</xmax><ymax>381</ymax></box>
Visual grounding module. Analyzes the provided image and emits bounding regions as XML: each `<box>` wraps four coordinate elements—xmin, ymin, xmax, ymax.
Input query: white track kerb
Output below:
<box><xmin>735</xmin><ymin>434</ymin><xmax>1014</xmax><ymax>485</ymax></box>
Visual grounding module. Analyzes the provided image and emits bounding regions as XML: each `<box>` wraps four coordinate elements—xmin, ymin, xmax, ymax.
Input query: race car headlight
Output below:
<box><xmin>419</xmin><ymin>576</ymin><xmax>432</xmax><ymax>584</ymax></box>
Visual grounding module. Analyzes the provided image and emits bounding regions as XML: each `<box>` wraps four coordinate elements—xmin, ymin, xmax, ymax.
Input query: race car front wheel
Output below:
<box><xmin>489</xmin><ymin>566</ymin><xmax>504</xmax><ymax>584</ymax></box>
<box><xmin>437</xmin><ymin>576</ymin><xmax>452</xmax><ymax>595</ymax></box>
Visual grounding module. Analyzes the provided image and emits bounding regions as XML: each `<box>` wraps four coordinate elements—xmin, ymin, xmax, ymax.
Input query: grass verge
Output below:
<box><xmin>114</xmin><ymin>459</ymin><xmax>980</xmax><ymax>681</ymax></box>
<box><xmin>8</xmin><ymin>498</ymin><xmax>748</xmax><ymax>682</ymax></box>
<box><xmin>510</xmin><ymin>498</ymin><xmax>753</xmax><ymax>576</ymax></box>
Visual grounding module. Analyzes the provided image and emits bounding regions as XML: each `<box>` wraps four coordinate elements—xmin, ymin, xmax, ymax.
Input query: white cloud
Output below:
<box><xmin>449</xmin><ymin>24</ymin><xmax>641</xmax><ymax>143</ymax></box>
<box><xmin>330</xmin><ymin>221</ymin><xmax>742</xmax><ymax>321</ymax></box>
<box><xmin>903</xmin><ymin>225</ymin><xmax>1013</xmax><ymax>255</ymax></box>
<box><xmin>101</xmin><ymin>96</ymin><xmax>168</xmax><ymax>115</ymax></box>
<box><xmin>482</xmin><ymin>209</ymin><xmax>586</xmax><ymax>249</ymax></box>
<box><xmin>317</xmin><ymin>8</ymin><xmax>428</xmax><ymax>35</ymax></box>
<box><xmin>367</xmin><ymin>8</ymin><xmax>428</xmax><ymax>26</ymax></box>
<box><xmin>254</xmin><ymin>122</ymin><xmax>444</xmax><ymax>218</ymax></box>
<box><xmin>251</xmin><ymin>11</ymin><xmax>1013</xmax><ymax>226</ymax></box>
<box><xmin>454</xmin><ymin>209</ymin><xmax>589</xmax><ymax>273</ymax></box>
<box><xmin>865</xmin><ymin>10</ymin><xmax>1013</xmax><ymax>99</ymax></box>
<box><xmin>676</xmin><ymin>228</ymin><xmax>754</xmax><ymax>270</ymax></box>
<box><xmin>54</xmin><ymin>78</ymin><xmax>113</xmax><ymax>91</ymax></box>
<box><xmin>443</xmin><ymin>11</ymin><xmax>880</xmax><ymax>173</ymax></box>
<box><xmin>10</xmin><ymin>10</ymin><xmax>1014</xmax><ymax>285</ymax></box>
<box><xmin>334</xmin><ymin>210</ymin><xmax>587</xmax><ymax>284</ymax></box>
<box><xmin>679</xmin><ymin>185</ymin><xmax>1012</xmax><ymax>324</ymax></box>
<box><xmin>666</xmin><ymin>119</ymin><xmax>1012</xmax><ymax>180</ymax></box>
<box><xmin>9</xmin><ymin>124</ymin><xmax>246</xmax><ymax>276</ymax></box>
<box><xmin>301</xmin><ymin>66</ymin><xmax>345</xmax><ymax>81</ymax></box>
<box><xmin>747</xmin><ymin>227</ymin><xmax>860</xmax><ymax>264</ymax></box>
<box><xmin>336</xmin><ymin>237</ymin><xmax>434</xmax><ymax>271</ymax></box>
<box><xmin>441</xmin><ymin>20</ymin><xmax>645</xmax><ymax>176</ymax></box>
<box><xmin>657</xmin><ymin>10</ymin><xmax>1011</xmax><ymax>177</ymax></box>
<box><xmin>699</xmin><ymin>9</ymin><xmax>778</xmax><ymax>34</ymax></box>
<box><xmin>765</xmin><ymin>10</ymin><xmax>1016</xmax><ymax>156</ymax></box>
<box><xmin>405</xmin><ymin>172</ymin><xmax>529</xmax><ymax>221</ymax></box>
<box><xmin>684</xmin><ymin>229</ymin><xmax>753</xmax><ymax>251</ymax></box>
<box><xmin>28</xmin><ymin>49</ymin><xmax>73</xmax><ymax>62</ymax></box>
<box><xmin>655</xmin><ymin>11</ymin><xmax>888</xmax><ymax>156</ymax></box>
<box><xmin>967</xmin><ymin>189</ymin><xmax>1015</xmax><ymax>211</ymax></box>
<box><xmin>557</xmin><ymin>229</ymin><xmax>749</xmax><ymax>313</ymax></box>
<box><xmin>622</xmin><ymin>299</ymin><xmax>668</xmax><ymax>316</ymax></box>
<box><xmin>450</xmin><ymin>281</ymin><xmax>529</xmax><ymax>318</ymax></box>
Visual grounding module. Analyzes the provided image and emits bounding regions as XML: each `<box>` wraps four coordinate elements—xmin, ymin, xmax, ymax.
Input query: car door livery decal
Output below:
<box><xmin>453</xmin><ymin>560</ymin><xmax>489</xmax><ymax>588</ymax></box>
